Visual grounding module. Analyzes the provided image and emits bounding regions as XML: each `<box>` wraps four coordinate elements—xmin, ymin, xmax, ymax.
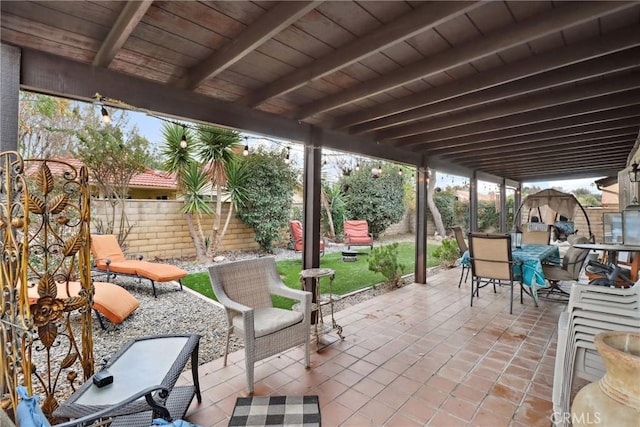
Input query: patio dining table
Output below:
<box><xmin>461</xmin><ymin>243</ymin><xmax>561</xmax><ymax>303</ymax></box>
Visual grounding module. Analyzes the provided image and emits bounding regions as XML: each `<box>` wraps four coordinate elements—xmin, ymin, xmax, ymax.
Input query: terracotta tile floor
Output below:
<box><xmin>179</xmin><ymin>267</ymin><xmax>577</xmax><ymax>427</ymax></box>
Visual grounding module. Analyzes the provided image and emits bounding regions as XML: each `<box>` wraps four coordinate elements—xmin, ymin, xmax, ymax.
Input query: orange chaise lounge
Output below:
<box><xmin>28</xmin><ymin>281</ymin><xmax>140</xmax><ymax>328</ymax></box>
<box><xmin>91</xmin><ymin>234</ymin><xmax>187</xmax><ymax>298</ymax></box>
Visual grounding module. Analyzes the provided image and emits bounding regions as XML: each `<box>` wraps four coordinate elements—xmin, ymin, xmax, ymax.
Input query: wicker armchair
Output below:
<box><xmin>208</xmin><ymin>258</ymin><xmax>312</xmax><ymax>393</ymax></box>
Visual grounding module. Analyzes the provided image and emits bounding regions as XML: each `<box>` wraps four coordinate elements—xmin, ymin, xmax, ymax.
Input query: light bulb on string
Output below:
<box><xmin>355</xmin><ymin>162</ymin><xmax>360</xmax><ymax>172</ymax></box>
<box><xmin>398</xmin><ymin>168</ymin><xmax>403</xmax><ymax>176</ymax></box>
<box><xmin>101</xmin><ymin>106</ymin><xmax>111</xmax><ymax>125</ymax></box>
<box><xmin>242</xmin><ymin>137</ymin><xmax>249</xmax><ymax>156</ymax></box>
<box><xmin>180</xmin><ymin>126</ymin><xmax>187</xmax><ymax>149</ymax></box>
<box><xmin>284</xmin><ymin>147</ymin><xmax>291</xmax><ymax>164</ymax></box>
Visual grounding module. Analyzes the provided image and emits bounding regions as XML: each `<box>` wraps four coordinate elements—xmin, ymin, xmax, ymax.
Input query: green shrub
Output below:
<box><xmin>339</xmin><ymin>162</ymin><xmax>405</xmax><ymax>238</ymax></box>
<box><xmin>432</xmin><ymin>238</ymin><xmax>460</xmax><ymax>268</ymax></box>
<box><xmin>237</xmin><ymin>147</ymin><xmax>297</xmax><ymax>253</ymax></box>
<box><xmin>368</xmin><ymin>242</ymin><xmax>405</xmax><ymax>287</ymax></box>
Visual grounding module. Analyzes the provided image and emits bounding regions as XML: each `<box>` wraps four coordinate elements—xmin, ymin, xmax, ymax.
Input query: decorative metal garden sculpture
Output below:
<box><xmin>1</xmin><ymin>152</ymin><xmax>95</xmax><ymax>422</ymax></box>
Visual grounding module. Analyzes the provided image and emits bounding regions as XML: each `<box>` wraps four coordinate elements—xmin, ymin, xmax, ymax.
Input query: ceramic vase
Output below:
<box><xmin>571</xmin><ymin>331</ymin><xmax>640</xmax><ymax>427</ymax></box>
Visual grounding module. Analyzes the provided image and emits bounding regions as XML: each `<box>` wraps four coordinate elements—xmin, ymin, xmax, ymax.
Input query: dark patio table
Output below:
<box><xmin>53</xmin><ymin>334</ymin><xmax>201</xmax><ymax>425</ymax></box>
<box><xmin>461</xmin><ymin>243</ymin><xmax>560</xmax><ymax>303</ymax></box>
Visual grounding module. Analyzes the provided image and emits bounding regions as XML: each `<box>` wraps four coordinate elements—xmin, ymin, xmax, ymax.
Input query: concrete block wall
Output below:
<box><xmin>91</xmin><ymin>200</ymin><xmax>258</xmax><ymax>260</ymax></box>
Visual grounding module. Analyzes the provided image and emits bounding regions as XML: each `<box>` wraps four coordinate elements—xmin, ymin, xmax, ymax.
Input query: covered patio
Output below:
<box><xmin>2</xmin><ymin>1</ymin><xmax>639</xmax><ymax>279</ymax></box>
<box><xmin>1</xmin><ymin>2</ymin><xmax>639</xmax><ymax>426</ymax></box>
<box><xmin>180</xmin><ymin>266</ymin><xmax>572</xmax><ymax>427</ymax></box>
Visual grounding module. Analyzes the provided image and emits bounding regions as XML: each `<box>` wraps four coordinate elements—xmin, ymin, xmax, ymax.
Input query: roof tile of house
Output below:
<box><xmin>25</xmin><ymin>158</ymin><xmax>177</xmax><ymax>189</ymax></box>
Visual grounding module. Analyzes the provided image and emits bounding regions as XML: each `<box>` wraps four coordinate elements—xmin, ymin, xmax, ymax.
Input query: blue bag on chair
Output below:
<box><xmin>16</xmin><ymin>386</ymin><xmax>51</xmax><ymax>427</ymax></box>
<box><xmin>152</xmin><ymin>419</ymin><xmax>200</xmax><ymax>427</ymax></box>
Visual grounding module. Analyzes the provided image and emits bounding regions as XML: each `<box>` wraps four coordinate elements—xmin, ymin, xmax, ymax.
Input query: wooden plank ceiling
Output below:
<box><xmin>2</xmin><ymin>0</ymin><xmax>639</xmax><ymax>182</ymax></box>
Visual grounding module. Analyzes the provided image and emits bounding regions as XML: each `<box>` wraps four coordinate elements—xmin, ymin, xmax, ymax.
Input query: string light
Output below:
<box><xmin>180</xmin><ymin>125</ymin><xmax>188</xmax><ymax>149</ymax></box>
<box><xmin>284</xmin><ymin>146</ymin><xmax>291</xmax><ymax>164</ymax></box>
<box><xmin>398</xmin><ymin>168</ymin><xmax>403</xmax><ymax>176</ymax></box>
<box><xmin>242</xmin><ymin>137</ymin><xmax>249</xmax><ymax>156</ymax></box>
<box><xmin>100</xmin><ymin>106</ymin><xmax>111</xmax><ymax>124</ymax></box>
<box><xmin>355</xmin><ymin>162</ymin><xmax>360</xmax><ymax>171</ymax></box>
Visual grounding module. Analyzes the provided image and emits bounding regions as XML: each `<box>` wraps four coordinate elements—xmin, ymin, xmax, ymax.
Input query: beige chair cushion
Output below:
<box><xmin>233</xmin><ymin>307</ymin><xmax>304</xmax><ymax>338</ymax></box>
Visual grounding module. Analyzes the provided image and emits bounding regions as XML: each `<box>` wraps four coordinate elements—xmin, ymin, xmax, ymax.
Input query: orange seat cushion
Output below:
<box><xmin>134</xmin><ymin>261</ymin><xmax>187</xmax><ymax>282</ymax></box>
<box><xmin>289</xmin><ymin>220</ymin><xmax>325</xmax><ymax>252</ymax></box>
<box><xmin>91</xmin><ymin>234</ymin><xmax>187</xmax><ymax>282</ymax></box>
<box><xmin>98</xmin><ymin>260</ymin><xmax>140</xmax><ymax>275</ymax></box>
<box><xmin>344</xmin><ymin>220</ymin><xmax>373</xmax><ymax>245</ymax></box>
<box><xmin>28</xmin><ymin>281</ymin><xmax>139</xmax><ymax>324</ymax></box>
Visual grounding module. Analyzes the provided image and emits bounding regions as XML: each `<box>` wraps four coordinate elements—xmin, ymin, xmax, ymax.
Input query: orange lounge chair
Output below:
<box><xmin>343</xmin><ymin>220</ymin><xmax>374</xmax><ymax>250</ymax></box>
<box><xmin>91</xmin><ymin>234</ymin><xmax>187</xmax><ymax>298</ymax></box>
<box><xmin>27</xmin><ymin>281</ymin><xmax>140</xmax><ymax>328</ymax></box>
<box><xmin>289</xmin><ymin>220</ymin><xmax>325</xmax><ymax>255</ymax></box>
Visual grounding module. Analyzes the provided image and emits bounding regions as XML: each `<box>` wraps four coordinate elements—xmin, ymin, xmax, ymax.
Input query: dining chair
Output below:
<box><xmin>541</xmin><ymin>236</ymin><xmax>590</xmax><ymax>300</ymax></box>
<box><xmin>451</xmin><ymin>226</ymin><xmax>470</xmax><ymax>287</ymax></box>
<box><xmin>522</xmin><ymin>226</ymin><xmax>551</xmax><ymax>245</ymax></box>
<box><xmin>467</xmin><ymin>233</ymin><xmax>523</xmax><ymax>314</ymax></box>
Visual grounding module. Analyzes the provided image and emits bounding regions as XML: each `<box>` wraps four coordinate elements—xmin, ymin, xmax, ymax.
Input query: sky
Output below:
<box><xmin>127</xmin><ymin>110</ymin><xmax>601</xmax><ymax>194</ymax></box>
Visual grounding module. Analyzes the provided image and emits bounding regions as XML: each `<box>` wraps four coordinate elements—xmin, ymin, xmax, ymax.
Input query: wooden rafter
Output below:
<box><xmin>240</xmin><ymin>1</ymin><xmax>480</xmax><ymax>108</ymax></box>
<box><xmin>436</xmin><ymin>122</ymin><xmax>640</xmax><ymax>157</ymax></box>
<box><xmin>179</xmin><ymin>1</ymin><xmax>321</xmax><ymax>90</ymax></box>
<box><xmin>397</xmin><ymin>89</ymin><xmax>640</xmax><ymax>147</ymax></box>
<box><xmin>378</xmin><ymin>72</ymin><xmax>640</xmax><ymax>141</ymax></box>
<box><xmin>293</xmin><ymin>1</ymin><xmax>636</xmax><ymax>119</ymax></box>
<box><xmin>333</xmin><ymin>25</ymin><xmax>640</xmax><ymax>130</ymax></box>
<box><xmin>92</xmin><ymin>0</ymin><xmax>153</xmax><ymax>67</ymax></box>
<box><xmin>421</xmin><ymin>108</ymin><xmax>640</xmax><ymax>152</ymax></box>
<box><xmin>350</xmin><ymin>48</ymin><xmax>640</xmax><ymax>135</ymax></box>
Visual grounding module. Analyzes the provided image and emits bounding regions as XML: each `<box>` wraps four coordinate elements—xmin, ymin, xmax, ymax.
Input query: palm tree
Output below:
<box><xmin>195</xmin><ymin>125</ymin><xmax>244</xmax><ymax>257</ymax></box>
<box><xmin>161</xmin><ymin>123</ymin><xmax>208</xmax><ymax>263</ymax></box>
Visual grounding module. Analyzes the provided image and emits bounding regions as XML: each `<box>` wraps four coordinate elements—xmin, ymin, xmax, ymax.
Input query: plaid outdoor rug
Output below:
<box><xmin>228</xmin><ymin>395</ymin><xmax>320</xmax><ymax>426</ymax></box>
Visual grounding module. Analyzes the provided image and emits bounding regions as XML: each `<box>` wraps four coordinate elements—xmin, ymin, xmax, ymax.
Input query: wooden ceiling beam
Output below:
<box><xmin>19</xmin><ymin>48</ymin><xmax>417</xmax><ymax>166</ymax></box>
<box><xmin>488</xmin><ymin>157</ymin><xmax>626</xmax><ymax>179</ymax></box>
<box><xmin>240</xmin><ymin>1</ymin><xmax>479</xmax><ymax>108</ymax></box>
<box><xmin>180</xmin><ymin>1</ymin><xmax>320</xmax><ymax>90</ymax></box>
<box><xmin>479</xmin><ymin>151</ymin><xmax>630</xmax><ymax>168</ymax></box>
<box><xmin>378</xmin><ymin>72</ymin><xmax>640</xmax><ymax>141</ymax></box>
<box><xmin>351</xmin><ymin>48</ymin><xmax>640</xmax><ymax>135</ymax></box>
<box><xmin>426</xmin><ymin>118</ymin><xmax>640</xmax><ymax>158</ymax></box>
<box><xmin>294</xmin><ymin>1</ymin><xmax>636</xmax><ymax>119</ymax></box>
<box><xmin>419</xmin><ymin>107</ymin><xmax>640</xmax><ymax>152</ymax></box>
<box><xmin>92</xmin><ymin>0</ymin><xmax>153</xmax><ymax>67</ymax></box>
<box><xmin>485</xmin><ymin>157</ymin><xmax>629</xmax><ymax>176</ymax></box>
<box><xmin>440</xmin><ymin>128</ymin><xmax>638</xmax><ymax>161</ymax></box>
<box><xmin>513</xmin><ymin>166</ymin><xmax>624</xmax><ymax>181</ymax></box>
<box><xmin>333</xmin><ymin>26</ymin><xmax>640</xmax><ymax>130</ymax></box>
<box><xmin>455</xmin><ymin>137</ymin><xmax>633</xmax><ymax>166</ymax></box>
<box><xmin>397</xmin><ymin>89</ymin><xmax>640</xmax><ymax>148</ymax></box>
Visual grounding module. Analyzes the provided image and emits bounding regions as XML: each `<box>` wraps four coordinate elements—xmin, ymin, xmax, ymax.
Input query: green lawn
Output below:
<box><xmin>182</xmin><ymin>241</ymin><xmax>442</xmax><ymax>309</ymax></box>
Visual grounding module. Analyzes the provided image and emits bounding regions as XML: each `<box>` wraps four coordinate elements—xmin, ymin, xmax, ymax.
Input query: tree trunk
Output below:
<box><xmin>427</xmin><ymin>168</ymin><xmax>447</xmax><ymax>237</ymax></box>
<box><xmin>207</xmin><ymin>184</ymin><xmax>223</xmax><ymax>258</ymax></box>
<box><xmin>186</xmin><ymin>212</ymin><xmax>208</xmax><ymax>263</ymax></box>
<box><xmin>321</xmin><ymin>190</ymin><xmax>335</xmax><ymax>239</ymax></box>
